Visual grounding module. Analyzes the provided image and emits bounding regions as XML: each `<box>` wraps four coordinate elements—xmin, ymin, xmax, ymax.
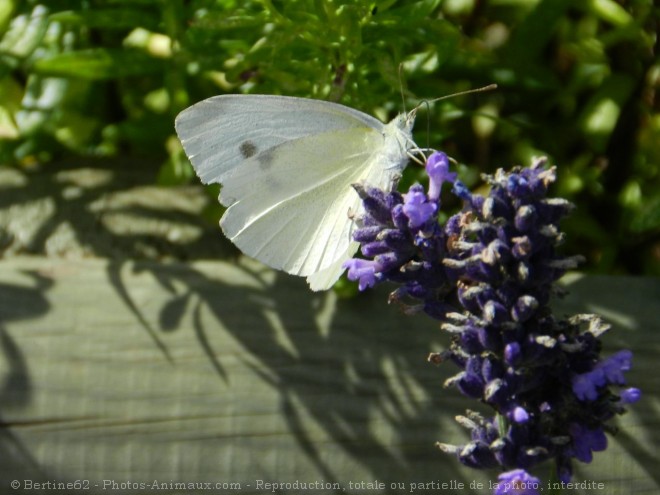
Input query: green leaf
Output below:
<box><xmin>49</xmin><ymin>9</ymin><xmax>160</xmax><ymax>31</ymax></box>
<box><xmin>0</xmin><ymin>5</ymin><xmax>49</xmax><ymax>61</ymax></box>
<box><xmin>630</xmin><ymin>196</ymin><xmax>660</xmax><ymax>234</ymax></box>
<box><xmin>503</xmin><ymin>0</ymin><xmax>572</xmax><ymax>63</ymax></box>
<box><xmin>578</xmin><ymin>73</ymin><xmax>635</xmax><ymax>152</ymax></box>
<box><xmin>586</xmin><ymin>0</ymin><xmax>634</xmax><ymax>27</ymax></box>
<box><xmin>32</xmin><ymin>48</ymin><xmax>167</xmax><ymax>80</ymax></box>
<box><xmin>388</xmin><ymin>0</ymin><xmax>442</xmax><ymax>20</ymax></box>
<box><xmin>0</xmin><ymin>0</ymin><xmax>17</xmax><ymax>34</ymax></box>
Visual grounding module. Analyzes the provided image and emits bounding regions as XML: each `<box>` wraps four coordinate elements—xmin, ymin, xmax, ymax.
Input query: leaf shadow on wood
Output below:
<box><xmin>94</xmin><ymin>261</ymin><xmax>659</xmax><ymax>492</ymax></box>
<box><xmin>0</xmin><ymin>159</ymin><xmax>233</xmax><ymax>262</ymax></box>
<box><xmin>105</xmin><ymin>258</ymin><xmax>484</xmax><ymax>489</ymax></box>
<box><xmin>0</xmin><ymin>272</ymin><xmax>53</xmax><ymax>484</ymax></box>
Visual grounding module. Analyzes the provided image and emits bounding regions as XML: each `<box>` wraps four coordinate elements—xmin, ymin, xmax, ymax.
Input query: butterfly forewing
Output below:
<box><xmin>175</xmin><ymin>95</ymin><xmax>386</xmax><ymax>185</ymax></box>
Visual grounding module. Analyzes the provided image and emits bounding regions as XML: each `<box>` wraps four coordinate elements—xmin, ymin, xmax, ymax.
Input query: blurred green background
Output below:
<box><xmin>1</xmin><ymin>0</ymin><xmax>658</xmax><ymax>276</ymax></box>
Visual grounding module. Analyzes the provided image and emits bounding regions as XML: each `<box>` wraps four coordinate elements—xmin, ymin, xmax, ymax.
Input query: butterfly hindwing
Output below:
<box><xmin>219</xmin><ymin>127</ymin><xmax>383</xmax><ymax>278</ymax></box>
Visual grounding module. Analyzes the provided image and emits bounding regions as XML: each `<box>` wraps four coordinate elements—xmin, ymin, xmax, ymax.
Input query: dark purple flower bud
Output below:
<box><xmin>538</xmin><ymin>198</ymin><xmax>574</xmax><ymax>224</ymax></box>
<box><xmin>385</xmin><ymin>190</ymin><xmax>404</xmax><ymax>210</ymax></box>
<box><xmin>482</xmin><ymin>196</ymin><xmax>513</xmax><ymax>221</ymax></box>
<box><xmin>459</xmin><ymin>441</ymin><xmax>499</xmax><ymax>469</ymax></box>
<box><xmin>511</xmin><ymin>236</ymin><xmax>533</xmax><ymax>259</ymax></box>
<box><xmin>515</xmin><ymin>205</ymin><xmax>538</xmax><ymax>232</ymax></box>
<box><xmin>484</xmin><ymin>378</ymin><xmax>509</xmax><ymax>406</ymax></box>
<box><xmin>482</xmin><ymin>357</ymin><xmax>505</xmax><ymax>384</ymax></box>
<box><xmin>511</xmin><ymin>406</ymin><xmax>529</xmax><ymax>423</ymax></box>
<box><xmin>478</xmin><ymin>324</ymin><xmax>502</xmax><ymax>351</ymax></box>
<box><xmin>482</xmin><ymin>239</ymin><xmax>510</xmax><ymax>265</ymax></box>
<box><xmin>374</xmin><ymin>251</ymin><xmax>406</xmax><ymax>272</ymax></box>
<box><xmin>483</xmin><ymin>300</ymin><xmax>510</xmax><ymax>325</ymax></box>
<box><xmin>504</xmin><ymin>342</ymin><xmax>522</xmax><ymax>365</ymax></box>
<box><xmin>361</xmin><ymin>240</ymin><xmax>390</xmax><ymax>257</ymax></box>
<box><xmin>511</xmin><ymin>295</ymin><xmax>539</xmax><ymax>322</ymax></box>
<box><xmin>457</xmin><ymin>283</ymin><xmax>486</xmax><ymax>315</ymax></box>
<box><xmin>424</xmin><ymin>300</ymin><xmax>453</xmax><ymax>320</ymax></box>
<box><xmin>379</xmin><ymin>228</ymin><xmax>409</xmax><ymax>248</ymax></box>
<box><xmin>456</xmin><ymin>371</ymin><xmax>485</xmax><ymax>399</ymax></box>
<box><xmin>507</xmin><ymin>175</ymin><xmax>531</xmax><ymax>199</ymax></box>
<box><xmin>452</xmin><ymin>180</ymin><xmax>472</xmax><ymax>202</ymax></box>
<box><xmin>444</xmin><ymin>213</ymin><xmax>462</xmax><ymax>238</ymax></box>
<box><xmin>352</xmin><ymin>225</ymin><xmax>382</xmax><ymax>243</ymax></box>
<box><xmin>453</xmin><ymin>180</ymin><xmax>485</xmax><ymax>211</ymax></box>
<box><xmin>391</xmin><ymin>203</ymin><xmax>408</xmax><ymax>230</ymax></box>
<box><xmin>353</xmin><ymin>184</ymin><xmax>392</xmax><ymax>224</ymax></box>
<box><xmin>460</xmin><ymin>328</ymin><xmax>485</xmax><ymax>354</ymax></box>
<box><xmin>620</xmin><ymin>387</ymin><xmax>641</xmax><ymax>404</ymax></box>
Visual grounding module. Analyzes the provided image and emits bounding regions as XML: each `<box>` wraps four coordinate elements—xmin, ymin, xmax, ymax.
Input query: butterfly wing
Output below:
<box><xmin>175</xmin><ymin>95</ymin><xmax>385</xmax><ymax>185</ymax></box>
<box><xmin>175</xmin><ymin>95</ymin><xmax>410</xmax><ymax>291</ymax></box>
<box><xmin>218</xmin><ymin>127</ymin><xmax>384</xmax><ymax>286</ymax></box>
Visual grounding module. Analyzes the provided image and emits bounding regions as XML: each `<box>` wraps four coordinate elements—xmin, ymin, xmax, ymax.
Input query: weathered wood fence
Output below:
<box><xmin>0</xmin><ymin>257</ymin><xmax>657</xmax><ymax>494</ymax></box>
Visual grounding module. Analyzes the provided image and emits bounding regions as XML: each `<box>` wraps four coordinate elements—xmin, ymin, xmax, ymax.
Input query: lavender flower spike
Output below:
<box><xmin>344</xmin><ymin>151</ymin><xmax>640</xmax><ymax>494</ymax></box>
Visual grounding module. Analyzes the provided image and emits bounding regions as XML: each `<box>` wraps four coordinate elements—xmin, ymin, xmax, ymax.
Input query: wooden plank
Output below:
<box><xmin>0</xmin><ymin>258</ymin><xmax>657</xmax><ymax>494</ymax></box>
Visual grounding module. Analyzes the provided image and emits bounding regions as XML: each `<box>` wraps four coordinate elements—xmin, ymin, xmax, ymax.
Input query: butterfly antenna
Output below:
<box><xmin>415</xmin><ymin>84</ymin><xmax>498</xmax><ymax>110</ymax></box>
<box><xmin>398</xmin><ymin>63</ymin><xmax>407</xmax><ymax>113</ymax></box>
<box><xmin>408</xmin><ymin>83</ymin><xmax>498</xmax><ymax>164</ymax></box>
<box><xmin>424</xmin><ymin>99</ymin><xmax>432</xmax><ymax>151</ymax></box>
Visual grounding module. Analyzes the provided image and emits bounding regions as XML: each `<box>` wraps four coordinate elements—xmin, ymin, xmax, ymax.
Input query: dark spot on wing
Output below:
<box><xmin>239</xmin><ymin>141</ymin><xmax>258</xmax><ymax>158</ymax></box>
<box><xmin>257</xmin><ymin>149</ymin><xmax>275</xmax><ymax>170</ymax></box>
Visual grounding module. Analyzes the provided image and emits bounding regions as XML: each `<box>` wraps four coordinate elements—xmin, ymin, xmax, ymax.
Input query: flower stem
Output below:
<box><xmin>546</xmin><ymin>464</ymin><xmax>562</xmax><ymax>495</ymax></box>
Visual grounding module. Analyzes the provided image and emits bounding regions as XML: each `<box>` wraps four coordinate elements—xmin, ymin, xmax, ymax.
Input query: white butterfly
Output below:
<box><xmin>175</xmin><ymin>95</ymin><xmax>417</xmax><ymax>290</ymax></box>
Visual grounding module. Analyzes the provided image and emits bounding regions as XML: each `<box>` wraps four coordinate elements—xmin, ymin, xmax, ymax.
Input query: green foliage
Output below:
<box><xmin>0</xmin><ymin>0</ymin><xmax>658</xmax><ymax>275</ymax></box>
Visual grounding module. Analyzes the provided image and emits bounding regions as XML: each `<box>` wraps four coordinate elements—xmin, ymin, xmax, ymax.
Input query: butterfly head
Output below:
<box><xmin>402</xmin><ymin>107</ymin><xmax>418</xmax><ymax>132</ymax></box>
<box><xmin>390</xmin><ymin>109</ymin><xmax>417</xmax><ymax>138</ymax></box>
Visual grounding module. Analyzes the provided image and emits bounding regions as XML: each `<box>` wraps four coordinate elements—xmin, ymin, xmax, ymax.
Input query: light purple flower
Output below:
<box><xmin>572</xmin><ymin>349</ymin><xmax>634</xmax><ymax>401</ymax></box>
<box><xmin>426</xmin><ymin>151</ymin><xmax>457</xmax><ymax>200</ymax></box>
<box><xmin>493</xmin><ymin>469</ymin><xmax>541</xmax><ymax>495</ymax></box>
<box><xmin>342</xmin><ymin>258</ymin><xmax>380</xmax><ymax>291</ymax></box>
<box><xmin>568</xmin><ymin>423</ymin><xmax>607</xmax><ymax>463</ymax></box>
<box><xmin>403</xmin><ymin>189</ymin><xmax>437</xmax><ymax>228</ymax></box>
<box><xmin>572</xmin><ymin>372</ymin><xmax>600</xmax><ymax>401</ymax></box>
<box><xmin>601</xmin><ymin>349</ymin><xmax>632</xmax><ymax>384</ymax></box>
